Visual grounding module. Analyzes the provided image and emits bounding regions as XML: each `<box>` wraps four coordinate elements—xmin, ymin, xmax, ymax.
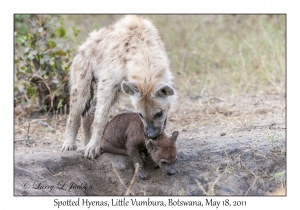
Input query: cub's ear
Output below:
<box><xmin>171</xmin><ymin>131</ymin><xmax>179</xmax><ymax>142</ymax></box>
<box><xmin>154</xmin><ymin>83</ymin><xmax>175</xmax><ymax>98</ymax></box>
<box><xmin>121</xmin><ymin>81</ymin><xmax>139</xmax><ymax>96</ymax></box>
<box><xmin>146</xmin><ymin>139</ymin><xmax>157</xmax><ymax>152</ymax></box>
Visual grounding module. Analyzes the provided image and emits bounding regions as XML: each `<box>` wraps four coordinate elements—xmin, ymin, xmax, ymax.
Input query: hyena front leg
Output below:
<box><xmin>84</xmin><ymin>83</ymin><xmax>120</xmax><ymax>159</ymax></box>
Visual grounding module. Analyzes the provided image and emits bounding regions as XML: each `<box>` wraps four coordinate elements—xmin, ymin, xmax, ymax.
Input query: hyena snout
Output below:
<box><xmin>146</xmin><ymin>127</ymin><xmax>159</xmax><ymax>139</ymax></box>
<box><xmin>145</xmin><ymin>125</ymin><xmax>162</xmax><ymax>139</ymax></box>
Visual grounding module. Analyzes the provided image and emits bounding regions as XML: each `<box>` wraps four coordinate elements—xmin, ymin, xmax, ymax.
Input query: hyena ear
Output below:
<box><xmin>171</xmin><ymin>131</ymin><xmax>179</xmax><ymax>142</ymax></box>
<box><xmin>154</xmin><ymin>83</ymin><xmax>175</xmax><ymax>98</ymax></box>
<box><xmin>121</xmin><ymin>81</ymin><xmax>139</xmax><ymax>96</ymax></box>
<box><xmin>146</xmin><ymin>139</ymin><xmax>157</xmax><ymax>152</ymax></box>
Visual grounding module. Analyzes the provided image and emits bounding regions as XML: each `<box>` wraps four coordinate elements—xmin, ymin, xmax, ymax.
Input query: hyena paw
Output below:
<box><xmin>61</xmin><ymin>143</ymin><xmax>77</xmax><ymax>152</ymax></box>
<box><xmin>84</xmin><ymin>142</ymin><xmax>101</xmax><ymax>159</ymax></box>
<box><xmin>137</xmin><ymin>168</ymin><xmax>149</xmax><ymax>180</ymax></box>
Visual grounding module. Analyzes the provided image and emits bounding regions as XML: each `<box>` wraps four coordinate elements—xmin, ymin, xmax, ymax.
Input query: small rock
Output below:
<box><xmin>220</xmin><ymin>132</ymin><xmax>226</xmax><ymax>136</ymax></box>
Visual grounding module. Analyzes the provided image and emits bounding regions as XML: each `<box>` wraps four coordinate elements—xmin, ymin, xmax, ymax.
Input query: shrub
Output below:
<box><xmin>14</xmin><ymin>15</ymin><xmax>80</xmax><ymax>114</ymax></box>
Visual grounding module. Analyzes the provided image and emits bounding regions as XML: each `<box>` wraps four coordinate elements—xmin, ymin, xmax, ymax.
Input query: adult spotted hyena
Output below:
<box><xmin>62</xmin><ymin>15</ymin><xmax>176</xmax><ymax>159</ymax></box>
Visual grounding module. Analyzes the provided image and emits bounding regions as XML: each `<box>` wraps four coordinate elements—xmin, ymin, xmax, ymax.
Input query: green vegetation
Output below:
<box><xmin>14</xmin><ymin>15</ymin><xmax>80</xmax><ymax>113</ymax></box>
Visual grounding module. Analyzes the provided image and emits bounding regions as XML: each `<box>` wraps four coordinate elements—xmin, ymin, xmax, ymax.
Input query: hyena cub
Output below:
<box><xmin>100</xmin><ymin>113</ymin><xmax>178</xmax><ymax>180</ymax></box>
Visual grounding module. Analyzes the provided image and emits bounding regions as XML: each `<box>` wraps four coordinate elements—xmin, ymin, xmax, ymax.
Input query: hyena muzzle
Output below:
<box><xmin>61</xmin><ymin>15</ymin><xmax>176</xmax><ymax>159</ymax></box>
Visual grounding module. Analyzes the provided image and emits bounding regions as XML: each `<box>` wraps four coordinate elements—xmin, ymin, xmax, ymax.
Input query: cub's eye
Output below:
<box><xmin>154</xmin><ymin>111</ymin><xmax>163</xmax><ymax>118</ymax></box>
<box><xmin>138</xmin><ymin>113</ymin><xmax>144</xmax><ymax>119</ymax></box>
<box><xmin>161</xmin><ymin>160</ymin><xmax>168</xmax><ymax>165</ymax></box>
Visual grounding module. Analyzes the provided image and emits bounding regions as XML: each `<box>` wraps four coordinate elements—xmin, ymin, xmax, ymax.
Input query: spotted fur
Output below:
<box><xmin>61</xmin><ymin>15</ymin><xmax>176</xmax><ymax>159</ymax></box>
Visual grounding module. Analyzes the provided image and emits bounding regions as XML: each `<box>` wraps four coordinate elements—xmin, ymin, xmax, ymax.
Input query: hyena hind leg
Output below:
<box><xmin>62</xmin><ymin>67</ymin><xmax>93</xmax><ymax>151</ymax></box>
<box><xmin>62</xmin><ymin>90</ymin><xmax>90</xmax><ymax>151</ymax></box>
<box><xmin>81</xmin><ymin>97</ymin><xmax>96</xmax><ymax>146</ymax></box>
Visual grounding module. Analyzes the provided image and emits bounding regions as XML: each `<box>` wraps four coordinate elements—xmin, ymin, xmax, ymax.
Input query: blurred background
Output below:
<box><xmin>14</xmin><ymin>14</ymin><xmax>285</xmax><ymax>145</ymax></box>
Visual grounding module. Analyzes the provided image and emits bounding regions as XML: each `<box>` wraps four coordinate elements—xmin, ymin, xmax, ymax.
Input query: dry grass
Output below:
<box><xmin>196</xmin><ymin>147</ymin><xmax>229</xmax><ymax>196</ymax></box>
<box><xmin>62</xmin><ymin>15</ymin><xmax>285</xmax><ymax>98</ymax></box>
<box><xmin>14</xmin><ymin>109</ymin><xmax>70</xmax><ymax>153</ymax></box>
<box><xmin>112</xmin><ymin>162</ymin><xmax>139</xmax><ymax>196</ymax></box>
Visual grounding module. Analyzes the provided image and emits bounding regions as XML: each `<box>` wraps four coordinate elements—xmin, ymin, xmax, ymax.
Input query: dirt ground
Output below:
<box><xmin>14</xmin><ymin>92</ymin><xmax>286</xmax><ymax>196</ymax></box>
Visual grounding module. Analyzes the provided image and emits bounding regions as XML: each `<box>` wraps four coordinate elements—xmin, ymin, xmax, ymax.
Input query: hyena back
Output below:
<box><xmin>62</xmin><ymin>15</ymin><xmax>176</xmax><ymax>159</ymax></box>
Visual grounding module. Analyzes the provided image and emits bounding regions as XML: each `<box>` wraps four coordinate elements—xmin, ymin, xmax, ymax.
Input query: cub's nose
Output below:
<box><xmin>167</xmin><ymin>169</ymin><xmax>175</xmax><ymax>176</ymax></box>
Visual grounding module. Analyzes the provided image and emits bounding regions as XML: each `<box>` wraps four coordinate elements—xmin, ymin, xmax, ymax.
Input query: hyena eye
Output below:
<box><xmin>154</xmin><ymin>111</ymin><xmax>163</xmax><ymax>119</ymax></box>
<box><xmin>138</xmin><ymin>113</ymin><xmax>144</xmax><ymax>119</ymax></box>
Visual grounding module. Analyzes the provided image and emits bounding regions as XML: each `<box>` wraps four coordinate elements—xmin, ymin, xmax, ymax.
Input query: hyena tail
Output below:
<box><xmin>81</xmin><ymin>85</ymin><xmax>97</xmax><ymax>145</ymax></box>
<box><xmin>68</xmin><ymin>57</ymin><xmax>94</xmax><ymax>116</ymax></box>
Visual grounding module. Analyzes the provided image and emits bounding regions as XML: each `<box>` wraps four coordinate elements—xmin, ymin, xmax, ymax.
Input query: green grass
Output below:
<box><xmin>61</xmin><ymin>15</ymin><xmax>285</xmax><ymax>98</ymax></box>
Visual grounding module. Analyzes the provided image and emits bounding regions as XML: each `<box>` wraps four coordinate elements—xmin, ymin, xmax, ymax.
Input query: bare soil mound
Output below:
<box><xmin>14</xmin><ymin>133</ymin><xmax>285</xmax><ymax>196</ymax></box>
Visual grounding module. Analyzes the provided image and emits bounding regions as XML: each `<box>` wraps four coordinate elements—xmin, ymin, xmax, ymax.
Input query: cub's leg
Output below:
<box><xmin>100</xmin><ymin>139</ymin><xmax>128</xmax><ymax>156</ymax></box>
<box><xmin>127</xmin><ymin>146</ymin><xmax>148</xmax><ymax>180</ymax></box>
